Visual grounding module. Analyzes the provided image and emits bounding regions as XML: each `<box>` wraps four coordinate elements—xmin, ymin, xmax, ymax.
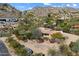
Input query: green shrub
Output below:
<box><xmin>6</xmin><ymin>37</ymin><xmax>31</xmax><ymax>56</ymax></box>
<box><xmin>14</xmin><ymin>29</ymin><xmax>32</xmax><ymax>40</ymax></box>
<box><xmin>31</xmin><ymin>29</ymin><xmax>42</xmax><ymax>39</ymax></box>
<box><xmin>6</xmin><ymin>37</ymin><xmax>13</xmax><ymax>42</ymax></box>
<box><xmin>72</xmin><ymin>29</ymin><xmax>79</xmax><ymax>35</ymax></box>
<box><xmin>58</xmin><ymin>22</ymin><xmax>71</xmax><ymax>33</ymax></box>
<box><xmin>33</xmin><ymin>53</ymin><xmax>45</xmax><ymax>56</ymax></box>
<box><xmin>69</xmin><ymin>42</ymin><xmax>75</xmax><ymax>48</ymax></box>
<box><xmin>51</xmin><ymin>32</ymin><xmax>65</xmax><ymax>40</ymax></box>
<box><xmin>15</xmin><ymin>48</ymin><xmax>28</xmax><ymax>56</ymax></box>
<box><xmin>69</xmin><ymin>40</ymin><xmax>79</xmax><ymax>53</ymax></box>
<box><xmin>59</xmin><ymin>44</ymin><xmax>73</xmax><ymax>56</ymax></box>
<box><xmin>47</xmin><ymin>49</ymin><xmax>57</xmax><ymax>56</ymax></box>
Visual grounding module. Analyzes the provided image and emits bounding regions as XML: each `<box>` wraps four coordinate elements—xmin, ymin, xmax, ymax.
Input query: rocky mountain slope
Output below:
<box><xmin>0</xmin><ymin>3</ymin><xmax>21</xmax><ymax>18</ymax></box>
<box><xmin>26</xmin><ymin>7</ymin><xmax>79</xmax><ymax>18</ymax></box>
<box><xmin>0</xmin><ymin>3</ymin><xmax>79</xmax><ymax>19</ymax></box>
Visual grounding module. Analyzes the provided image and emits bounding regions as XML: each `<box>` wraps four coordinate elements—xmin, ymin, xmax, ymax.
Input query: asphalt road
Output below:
<box><xmin>0</xmin><ymin>40</ymin><xmax>10</xmax><ymax>56</ymax></box>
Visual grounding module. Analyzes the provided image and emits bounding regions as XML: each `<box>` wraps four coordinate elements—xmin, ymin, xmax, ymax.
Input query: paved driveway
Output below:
<box><xmin>0</xmin><ymin>40</ymin><xmax>10</xmax><ymax>56</ymax></box>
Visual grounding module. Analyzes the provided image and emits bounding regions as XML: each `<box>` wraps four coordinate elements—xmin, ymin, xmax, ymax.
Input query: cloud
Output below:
<box><xmin>27</xmin><ymin>7</ymin><xmax>33</xmax><ymax>10</ymax></box>
<box><xmin>66</xmin><ymin>4</ymin><xmax>70</xmax><ymax>7</ymax></box>
<box><xmin>53</xmin><ymin>5</ymin><xmax>60</xmax><ymax>7</ymax></box>
<box><xmin>28</xmin><ymin>7</ymin><xmax>32</xmax><ymax>9</ymax></box>
<box><xmin>43</xmin><ymin>3</ymin><xmax>51</xmax><ymax>5</ymax></box>
<box><xmin>66</xmin><ymin>4</ymin><xmax>77</xmax><ymax>7</ymax></box>
<box><xmin>73</xmin><ymin>4</ymin><xmax>77</xmax><ymax>7</ymax></box>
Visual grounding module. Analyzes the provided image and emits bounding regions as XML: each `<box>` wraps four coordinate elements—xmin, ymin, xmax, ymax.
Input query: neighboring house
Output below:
<box><xmin>0</xmin><ymin>17</ymin><xmax>18</xmax><ymax>28</ymax></box>
<box><xmin>0</xmin><ymin>11</ymin><xmax>19</xmax><ymax>28</ymax></box>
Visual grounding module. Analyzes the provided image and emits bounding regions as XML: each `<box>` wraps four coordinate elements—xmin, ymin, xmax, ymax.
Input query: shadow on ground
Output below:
<box><xmin>0</xmin><ymin>40</ymin><xmax>11</xmax><ymax>56</ymax></box>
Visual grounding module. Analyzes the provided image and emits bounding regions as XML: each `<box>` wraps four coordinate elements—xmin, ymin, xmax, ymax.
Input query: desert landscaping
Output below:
<box><xmin>0</xmin><ymin>3</ymin><xmax>79</xmax><ymax>56</ymax></box>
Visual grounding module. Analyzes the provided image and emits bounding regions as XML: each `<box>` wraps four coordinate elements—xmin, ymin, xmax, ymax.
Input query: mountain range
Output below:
<box><xmin>0</xmin><ymin>3</ymin><xmax>79</xmax><ymax>18</ymax></box>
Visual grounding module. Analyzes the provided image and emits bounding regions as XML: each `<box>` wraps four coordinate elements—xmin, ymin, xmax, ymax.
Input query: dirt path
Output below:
<box><xmin>63</xmin><ymin>33</ymin><xmax>79</xmax><ymax>45</ymax></box>
<box><xmin>20</xmin><ymin>40</ymin><xmax>59</xmax><ymax>55</ymax></box>
<box><xmin>12</xmin><ymin>35</ymin><xmax>59</xmax><ymax>55</ymax></box>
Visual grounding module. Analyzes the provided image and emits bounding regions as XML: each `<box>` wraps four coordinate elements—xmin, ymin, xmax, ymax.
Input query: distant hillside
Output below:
<box><xmin>25</xmin><ymin>7</ymin><xmax>79</xmax><ymax>18</ymax></box>
<box><xmin>0</xmin><ymin>3</ymin><xmax>21</xmax><ymax>18</ymax></box>
<box><xmin>1</xmin><ymin>4</ymin><xmax>79</xmax><ymax>19</ymax></box>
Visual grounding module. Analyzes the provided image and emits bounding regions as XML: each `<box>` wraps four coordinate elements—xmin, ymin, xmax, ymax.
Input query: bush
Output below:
<box><xmin>33</xmin><ymin>53</ymin><xmax>45</xmax><ymax>56</ymax></box>
<box><xmin>58</xmin><ymin>22</ymin><xmax>71</xmax><ymax>33</ymax></box>
<box><xmin>6</xmin><ymin>37</ymin><xmax>32</xmax><ymax>56</ymax></box>
<box><xmin>15</xmin><ymin>48</ymin><xmax>28</xmax><ymax>56</ymax></box>
<box><xmin>69</xmin><ymin>40</ymin><xmax>79</xmax><ymax>53</ymax></box>
<box><xmin>0</xmin><ymin>30</ymin><xmax>11</xmax><ymax>37</ymax></box>
<box><xmin>71</xmin><ymin>29</ymin><xmax>79</xmax><ymax>35</ymax></box>
<box><xmin>13</xmin><ymin>29</ymin><xmax>19</xmax><ymax>36</ymax></box>
<box><xmin>14</xmin><ymin>29</ymin><xmax>32</xmax><ymax>41</ymax></box>
<box><xmin>59</xmin><ymin>44</ymin><xmax>73</xmax><ymax>56</ymax></box>
<box><xmin>51</xmin><ymin>32</ymin><xmax>65</xmax><ymax>40</ymax></box>
<box><xmin>69</xmin><ymin>42</ymin><xmax>75</xmax><ymax>48</ymax></box>
<box><xmin>47</xmin><ymin>49</ymin><xmax>57</xmax><ymax>56</ymax></box>
<box><xmin>6</xmin><ymin>37</ymin><xmax>23</xmax><ymax>49</ymax></box>
<box><xmin>31</xmin><ymin>29</ymin><xmax>42</xmax><ymax>39</ymax></box>
<box><xmin>6</xmin><ymin>37</ymin><xmax>13</xmax><ymax>42</ymax></box>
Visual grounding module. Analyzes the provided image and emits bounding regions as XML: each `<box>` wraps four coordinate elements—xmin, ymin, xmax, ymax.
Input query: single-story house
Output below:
<box><xmin>37</xmin><ymin>27</ymin><xmax>63</xmax><ymax>38</ymax></box>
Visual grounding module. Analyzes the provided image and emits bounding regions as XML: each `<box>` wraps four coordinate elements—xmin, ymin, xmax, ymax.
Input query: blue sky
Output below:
<box><xmin>10</xmin><ymin>3</ymin><xmax>79</xmax><ymax>11</ymax></box>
